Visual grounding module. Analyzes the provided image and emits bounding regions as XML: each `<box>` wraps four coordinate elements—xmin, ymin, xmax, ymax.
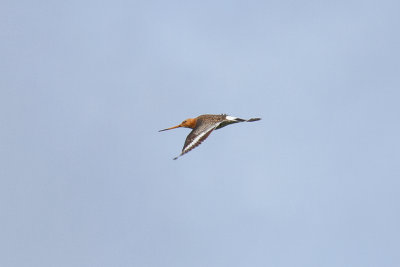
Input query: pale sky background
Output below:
<box><xmin>1</xmin><ymin>0</ymin><xmax>400</xmax><ymax>266</ymax></box>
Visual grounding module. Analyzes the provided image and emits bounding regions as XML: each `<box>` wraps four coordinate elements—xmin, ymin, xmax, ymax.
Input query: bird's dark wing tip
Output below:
<box><xmin>248</xmin><ymin>118</ymin><xmax>261</xmax><ymax>122</ymax></box>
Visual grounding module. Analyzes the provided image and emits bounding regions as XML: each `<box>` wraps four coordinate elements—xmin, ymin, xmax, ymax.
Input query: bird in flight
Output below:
<box><xmin>159</xmin><ymin>114</ymin><xmax>261</xmax><ymax>160</ymax></box>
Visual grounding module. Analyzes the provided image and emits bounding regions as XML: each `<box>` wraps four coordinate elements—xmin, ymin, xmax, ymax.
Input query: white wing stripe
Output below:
<box><xmin>184</xmin><ymin>126</ymin><xmax>216</xmax><ymax>153</ymax></box>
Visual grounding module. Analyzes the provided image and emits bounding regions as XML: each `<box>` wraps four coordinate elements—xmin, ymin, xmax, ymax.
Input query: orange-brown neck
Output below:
<box><xmin>182</xmin><ymin>118</ymin><xmax>197</xmax><ymax>129</ymax></box>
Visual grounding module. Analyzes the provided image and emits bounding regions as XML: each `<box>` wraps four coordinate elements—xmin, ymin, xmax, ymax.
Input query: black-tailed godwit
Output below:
<box><xmin>159</xmin><ymin>114</ymin><xmax>261</xmax><ymax>160</ymax></box>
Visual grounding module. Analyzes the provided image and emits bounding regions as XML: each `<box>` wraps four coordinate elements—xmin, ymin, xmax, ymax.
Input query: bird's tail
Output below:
<box><xmin>217</xmin><ymin>116</ymin><xmax>261</xmax><ymax>130</ymax></box>
<box><xmin>235</xmin><ymin>117</ymin><xmax>261</xmax><ymax>122</ymax></box>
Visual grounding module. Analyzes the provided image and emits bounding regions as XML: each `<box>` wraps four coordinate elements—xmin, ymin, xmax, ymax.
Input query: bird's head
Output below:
<box><xmin>159</xmin><ymin>118</ymin><xmax>197</xmax><ymax>132</ymax></box>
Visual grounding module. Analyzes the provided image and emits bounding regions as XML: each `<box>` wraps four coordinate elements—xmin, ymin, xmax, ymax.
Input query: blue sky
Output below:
<box><xmin>1</xmin><ymin>0</ymin><xmax>400</xmax><ymax>266</ymax></box>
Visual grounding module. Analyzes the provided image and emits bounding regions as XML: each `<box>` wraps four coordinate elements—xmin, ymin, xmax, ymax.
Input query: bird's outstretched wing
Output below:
<box><xmin>173</xmin><ymin>123</ymin><xmax>218</xmax><ymax>160</ymax></box>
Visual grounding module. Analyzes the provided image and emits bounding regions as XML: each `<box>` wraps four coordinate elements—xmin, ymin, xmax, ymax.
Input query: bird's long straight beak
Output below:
<box><xmin>159</xmin><ymin>124</ymin><xmax>182</xmax><ymax>132</ymax></box>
